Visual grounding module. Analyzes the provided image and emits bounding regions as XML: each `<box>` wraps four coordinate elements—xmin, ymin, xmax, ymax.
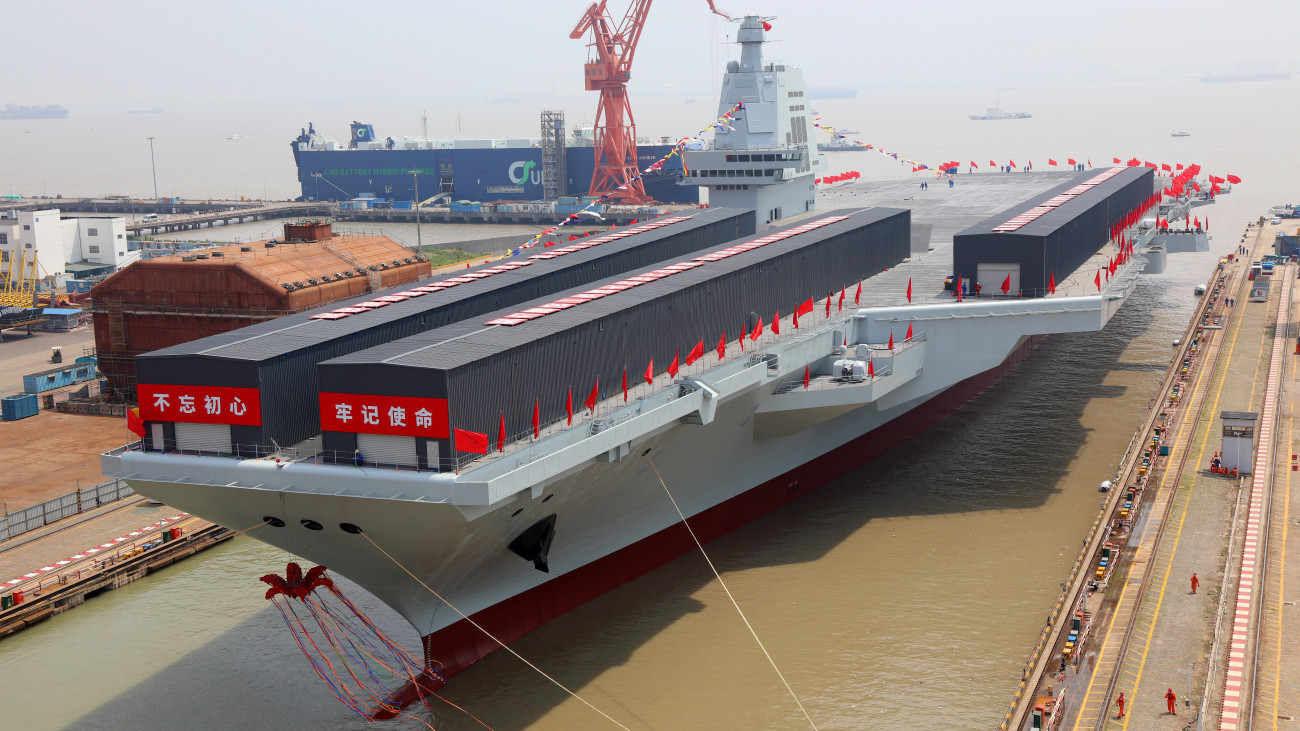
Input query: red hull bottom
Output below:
<box><xmin>373</xmin><ymin>336</ymin><xmax>1041</xmax><ymax>719</ymax></box>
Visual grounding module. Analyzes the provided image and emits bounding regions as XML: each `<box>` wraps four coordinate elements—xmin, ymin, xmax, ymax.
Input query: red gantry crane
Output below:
<box><xmin>570</xmin><ymin>0</ymin><xmax>729</xmax><ymax>203</ymax></box>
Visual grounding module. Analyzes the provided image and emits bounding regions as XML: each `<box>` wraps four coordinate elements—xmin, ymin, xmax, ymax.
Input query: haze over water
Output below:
<box><xmin>0</xmin><ymin>76</ymin><xmax>1296</xmax><ymax>729</ymax></box>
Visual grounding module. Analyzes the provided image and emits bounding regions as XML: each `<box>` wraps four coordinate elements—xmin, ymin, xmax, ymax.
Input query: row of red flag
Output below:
<box><xmin>816</xmin><ymin>171</ymin><xmax>860</xmax><ymax>185</ymax></box>
<box><xmin>453</xmin><ymin>278</ymin><xmax>929</xmax><ymax>454</ymax></box>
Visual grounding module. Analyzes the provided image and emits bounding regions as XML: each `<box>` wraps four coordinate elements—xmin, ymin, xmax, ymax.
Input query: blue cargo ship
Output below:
<box><xmin>291</xmin><ymin>121</ymin><xmax>695</xmax><ymax>204</ymax></box>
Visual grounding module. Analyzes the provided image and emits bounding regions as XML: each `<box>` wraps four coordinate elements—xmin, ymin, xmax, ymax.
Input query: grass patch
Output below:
<box><xmin>420</xmin><ymin>247</ymin><xmax>479</xmax><ymax>268</ymax></box>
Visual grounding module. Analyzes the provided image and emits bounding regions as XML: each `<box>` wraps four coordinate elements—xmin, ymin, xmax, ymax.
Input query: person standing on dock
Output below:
<box><xmin>1165</xmin><ymin>688</ymin><xmax>1177</xmax><ymax>715</ymax></box>
<box><xmin>1191</xmin><ymin>573</ymin><xmax>1199</xmax><ymax>594</ymax></box>
<box><xmin>1115</xmin><ymin>692</ymin><xmax>1126</xmax><ymax>718</ymax></box>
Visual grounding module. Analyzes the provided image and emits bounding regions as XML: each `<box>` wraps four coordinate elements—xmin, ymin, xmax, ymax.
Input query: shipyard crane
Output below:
<box><xmin>570</xmin><ymin>0</ymin><xmax>729</xmax><ymax>203</ymax></box>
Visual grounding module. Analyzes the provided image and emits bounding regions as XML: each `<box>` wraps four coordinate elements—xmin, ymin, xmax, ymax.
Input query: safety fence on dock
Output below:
<box><xmin>0</xmin><ymin>479</ymin><xmax>136</xmax><ymax>543</ymax></box>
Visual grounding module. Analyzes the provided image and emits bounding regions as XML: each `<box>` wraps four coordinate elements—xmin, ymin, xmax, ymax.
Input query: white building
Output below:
<box><xmin>0</xmin><ymin>209</ymin><xmax>138</xmax><ymax>278</ymax></box>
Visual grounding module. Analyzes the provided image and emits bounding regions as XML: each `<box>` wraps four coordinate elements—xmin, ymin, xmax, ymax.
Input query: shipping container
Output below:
<box><xmin>952</xmin><ymin>167</ymin><xmax>1155</xmax><ymax>296</ymax></box>
<box><xmin>1</xmin><ymin>394</ymin><xmax>39</xmax><ymax>421</ymax></box>
<box><xmin>134</xmin><ymin>208</ymin><xmax>755</xmax><ymax>455</ymax></box>
<box><xmin>22</xmin><ymin>363</ymin><xmax>96</xmax><ymax>394</ymax></box>
<box><xmin>317</xmin><ymin>207</ymin><xmax>909</xmax><ymax>470</ymax></box>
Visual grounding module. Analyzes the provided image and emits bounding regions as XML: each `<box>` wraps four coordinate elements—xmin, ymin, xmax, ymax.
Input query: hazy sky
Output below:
<box><xmin>6</xmin><ymin>0</ymin><xmax>1295</xmax><ymax>107</ymax></box>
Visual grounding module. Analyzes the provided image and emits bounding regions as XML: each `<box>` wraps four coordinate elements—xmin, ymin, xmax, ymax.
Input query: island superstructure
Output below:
<box><xmin>681</xmin><ymin>16</ymin><xmax>823</xmax><ymax>223</ymax></box>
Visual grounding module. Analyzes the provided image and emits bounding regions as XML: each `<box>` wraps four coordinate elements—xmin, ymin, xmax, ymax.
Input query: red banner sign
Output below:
<box><xmin>318</xmin><ymin>392</ymin><xmax>450</xmax><ymax>439</ymax></box>
<box><xmin>137</xmin><ymin>384</ymin><xmax>263</xmax><ymax>426</ymax></box>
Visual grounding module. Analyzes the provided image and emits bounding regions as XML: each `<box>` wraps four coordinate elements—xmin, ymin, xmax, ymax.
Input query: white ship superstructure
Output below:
<box><xmin>681</xmin><ymin>16</ymin><xmax>823</xmax><ymax>224</ymax></box>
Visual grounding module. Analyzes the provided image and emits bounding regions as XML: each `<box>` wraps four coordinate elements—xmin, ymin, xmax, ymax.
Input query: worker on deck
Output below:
<box><xmin>1191</xmin><ymin>573</ymin><xmax>1199</xmax><ymax>594</ymax></box>
<box><xmin>1166</xmin><ymin>688</ymin><xmax>1177</xmax><ymax>715</ymax></box>
<box><xmin>1115</xmin><ymin>692</ymin><xmax>1125</xmax><ymax>719</ymax></box>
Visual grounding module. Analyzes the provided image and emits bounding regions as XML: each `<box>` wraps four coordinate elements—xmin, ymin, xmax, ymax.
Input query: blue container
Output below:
<box><xmin>1</xmin><ymin>394</ymin><xmax>39</xmax><ymax>421</ymax></box>
<box><xmin>21</xmin><ymin>363</ymin><xmax>96</xmax><ymax>393</ymax></box>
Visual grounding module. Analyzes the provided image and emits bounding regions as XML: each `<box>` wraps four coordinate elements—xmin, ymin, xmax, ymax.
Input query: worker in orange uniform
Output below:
<box><xmin>1166</xmin><ymin>688</ymin><xmax>1177</xmax><ymax>715</ymax></box>
<box><xmin>1115</xmin><ymin>691</ymin><xmax>1125</xmax><ymax>718</ymax></box>
<box><xmin>1191</xmin><ymin>572</ymin><xmax>1199</xmax><ymax>594</ymax></box>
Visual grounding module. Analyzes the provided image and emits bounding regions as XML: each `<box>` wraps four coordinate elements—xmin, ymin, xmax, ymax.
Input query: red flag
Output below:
<box><xmin>644</xmin><ymin>359</ymin><xmax>654</xmax><ymax>386</ymax></box>
<box><xmin>1161</xmin><ymin>163</ymin><xmax>1171</xmax><ymax>172</ymax></box>
<box><xmin>803</xmin><ymin>365</ymin><xmax>810</xmax><ymax>389</ymax></box>
<box><xmin>1112</xmin><ymin>157</ymin><xmax>1121</xmax><ymax>164</ymax></box>
<box><xmin>906</xmin><ymin>277</ymin><xmax>912</xmax><ymax>303</ymax></box>
<box><xmin>855</xmin><ymin>281</ymin><xmax>862</xmax><ymax>305</ymax></box>
<box><xmin>825</xmin><ymin>294</ymin><xmax>832</xmax><ymax>318</ymax></box>
<box><xmin>905</xmin><ymin>321</ymin><xmax>913</xmax><ymax>341</ymax></box>
<box><xmin>761</xmin><ymin>20</ymin><xmax>772</xmax><ymax>30</ymax></box>
<box><xmin>585</xmin><ymin>378</ymin><xmax>599</xmax><ymax>413</ymax></box>
<box><xmin>533</xmin><ymin>399</ymin><xmax>540</xmax><ymax>439</ymax></box>
<box><xmin>1094</xmin><ymin>269</ymin><xmax>1101</xmax><ymax>290</ymax></box>
<box><xmin>126</xmin><ymin>407</ymin><xmax>145</xmax><ymax>438</ymax></box>
<box><xmin>838</xmin><ymin>287</ymin><xmax>845</xmax><ymax>311</ymax></box>
<box><xmin>772</xmin><ymin>311</ymin><xmax>780</xmax><ymax>335</ymax></box>
<box><xmin>1068</xmin><ymin>158</ymin><xmax>1076</xmax><ymax>166</ymax></box>
<box><xmin>867</xmin><ymin>359</ymin><xmax>874</xmax><ymax>377</ymax></box>
<box><xmin>454</xmin><ymin>428</ymin><xmax>489</xmax><ymax>454</ymax></box>
<box><xmin>1009</xmin><ymin>159</ymin><xmax>1016</xmax><ymax>168</ymax></box>
<box><xmin>752</xmin><ymin>316</ymin><xmax>763</xmax><ymax>340</ymax></box>
<box><xmin>667</xmin><ymin>350</ymin><xmax>680</xmax><ymax>378</ymax></box>
<box><xmin>989</xmin><ymin>160</ymin><xmax>997</xmax><ymax>167</ymax></box>
<box><xmin>971</xmin><ymin>161</ymin><xmax>979</xmax><ymax>168</ymax></box>
<box><xmin>792</xmin><ymin>308</ymin><xmax>799</xmax><ymax>329</ymax></box>
<box><xmin>887</xmin><ymin>331</ymin><xmax>894</xmax><ymax>349</ymax></box>
<box><xmin>796</xmin><ymin>297</ymin><xmax>814</xmax><ymax>319</ymax></box>
<box><xmin>566</xmin><ymin>387</ymin><xmax>573</xmax><ymax>425</ymax></box>
<box><xmin>739</xmin><ymin>323</ymin><xmax>747</xmax><ymax>350</ymax></box>
<box><xmin>955</xmin><ymin>275</ymin><xmax>962</xmax><ymax>301</ymax></box>
<box><xmin>717</xmin><ymin>333</ymin><xmax>726</xmax><ymax>360</ymax></box>
<box><xmin>1226</xmin><ymin>174</ymin><xmax>1241</xmax><ymax>184</ymax></box>
<box><xmin>498</xmin><ymin>412</ymin><xmax>506</xmax><ymax>452</ymax></box>
<box><xmin>622</xmin><ymin>368</ymin><xmax>628</xmax><ymax>402</ymax></box>
<box><xmin>686</xmin><ymin>339</ymin><xmax>705</xmax><ymax>366</ymax></box>
<box><xmin>1193</xmin><ymin>216</ymin><xmax>1199</xmax><ymax>229</ymax></box>
<box><xmin>1048</xmin><ymin>158</ymin><xmax>1058</xmax><ymax>166</ymax></box>
<box><xmin>629</xmin><ymin>218</ymin><xmax>637</xmax><ymax>224</ymax></box>
<box><xmin>1176</xmin><ymin>163</ymin><xmax>1183</xmax><ymax>170</ymax></box>
<box><xmin>1000</xmin><ymin>272</ymin><xmax>1010</xmax><ymax>295</ymax></box>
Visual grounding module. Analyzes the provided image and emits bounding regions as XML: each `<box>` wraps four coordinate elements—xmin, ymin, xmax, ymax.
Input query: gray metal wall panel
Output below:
<box><xmin>135</xmin><ymin>209</ymin><xmax>753</xmax><ymax>450</ymax></box>
<box><xmin>320</xmin><ymin>210</ymin><xmax>910</xmax><ymax>465</ymax></box>
<box><xmin>952</xmin><ymin>169</ymin><xmax>1155</xmax><ymax>295</ymax></box>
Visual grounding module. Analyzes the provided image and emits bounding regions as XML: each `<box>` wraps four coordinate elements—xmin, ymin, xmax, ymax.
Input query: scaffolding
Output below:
<box><xmin>540</xmin><ymin>109</ymin><xmax>567</xmax><ymax>201</ymax></box>
<box><xmin>0</xmin><ymin>249</ymin><xmax>39</xmax><ymax>309</ymax></box>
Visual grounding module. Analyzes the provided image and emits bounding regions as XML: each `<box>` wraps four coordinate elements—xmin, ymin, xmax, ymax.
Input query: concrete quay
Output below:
<box><xmin>1006</xmin><ymin>217</ymin><xmax>1300</xmax><ymax>731</ymax></box>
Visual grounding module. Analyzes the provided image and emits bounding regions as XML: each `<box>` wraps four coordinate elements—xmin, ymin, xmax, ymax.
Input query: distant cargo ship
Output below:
<box><xmin>969</xmin><ymin>106</ymin><xmax>1031</xmax><ymax>121</ymax></box>
<box><xmin>1201</xmin><ymin>71</ymin><xmax>1291</xmax><ymax>83</ymax></box>
<box><xmin>0</xmin><ymin>104</ymin><xmax>68</xmax><ymax>120</ymax></box>
<box><xmin>291</xmin><ymin>121</ymin><xmax>694</xmax><ymax>204</ymax></box>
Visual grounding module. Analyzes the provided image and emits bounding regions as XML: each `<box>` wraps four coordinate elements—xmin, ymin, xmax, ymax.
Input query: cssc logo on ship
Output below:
<box><xmin>508</xmin><ymin>160</ymin><xmax>540</xmax><ymax>185</ymax></box>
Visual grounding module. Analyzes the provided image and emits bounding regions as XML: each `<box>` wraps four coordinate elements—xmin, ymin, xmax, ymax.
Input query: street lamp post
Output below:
<box><xmin>409</xmin><ymin>169</ymin><xmax>422</xmax><ymax>258</ymax></box>
<box><xmin>147</xmin><ymin>137</ymin><xmax>158</xmax><ymax>200</ymax></box>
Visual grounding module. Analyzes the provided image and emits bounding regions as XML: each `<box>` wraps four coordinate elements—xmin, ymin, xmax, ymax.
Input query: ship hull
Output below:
<box><xmin>122</xmin><ymin>331</ymin><xmax>1041</xmax><ymax>718</ymax></box>
<box><xmin>411</xmin><ymin>334</ymin><xmax>1040</xmax><ymax>685</ymax></box>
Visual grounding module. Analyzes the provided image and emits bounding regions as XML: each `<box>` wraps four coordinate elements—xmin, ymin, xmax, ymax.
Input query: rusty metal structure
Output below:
<box><xmin>91</xmin><ymin>223</ymin><xmax>430</xmax><ymax>400</ymax></box>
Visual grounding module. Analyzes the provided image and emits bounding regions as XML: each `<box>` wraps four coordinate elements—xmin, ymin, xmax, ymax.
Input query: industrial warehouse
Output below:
<box><xmin>131</xmin><ymin>208</ymin><xmax>754</xmax><ymax>454</ymax></box>
<box><xmin>316</xmin><ymin>208</ymin><xmax>909</xmax><ymax>469</ymax></box>
<box><xmin>90</xmin><ymin>222</ymin><xmax>431</xmax><ymax>398</ymax></box>
<box><xmin>952</xmin><ymin>166</ymin><xmax>1155</xmax><ymax>295</ymax></box>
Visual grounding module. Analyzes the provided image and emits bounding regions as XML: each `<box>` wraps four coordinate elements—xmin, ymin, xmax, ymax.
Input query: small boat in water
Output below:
<box><xmin>1171</xmin><ymin>130</ymin><xmax>1191</xmax><ymax>137</ymax></box>
<box><xmin>969</xmin><ymin>106</ymin><xmax>1031</xmax><ymax>120</ymax></box>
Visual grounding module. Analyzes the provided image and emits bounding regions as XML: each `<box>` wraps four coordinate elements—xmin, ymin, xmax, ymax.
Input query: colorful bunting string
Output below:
<box><xmin>505</xmin><ymin>102</ymin><xmax>748</xmax><ymax>255</ymax></box>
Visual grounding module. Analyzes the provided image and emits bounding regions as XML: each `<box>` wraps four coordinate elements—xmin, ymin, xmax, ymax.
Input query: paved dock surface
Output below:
<box><xmin>1051</xmin><ymin>218</ymin><xmax>1299</xmax><ymax>731</ymax></box>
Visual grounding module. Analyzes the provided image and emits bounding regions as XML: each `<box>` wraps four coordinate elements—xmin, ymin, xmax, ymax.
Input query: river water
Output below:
<box><xmin>0</xmin><ymin>78</ymin><xmax>1294</xmax><ymax>729</ymax></box>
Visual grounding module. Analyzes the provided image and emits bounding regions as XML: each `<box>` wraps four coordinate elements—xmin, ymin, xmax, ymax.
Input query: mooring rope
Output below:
<box><xmin>643</xmin><ymin>451</ymin><xmax>820</xmax><ymax>730</ymax></box>
<box><xmin>358</xmin><ymin>532</ymin><xmax>631</xmax><ymax>730</ymax></box>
